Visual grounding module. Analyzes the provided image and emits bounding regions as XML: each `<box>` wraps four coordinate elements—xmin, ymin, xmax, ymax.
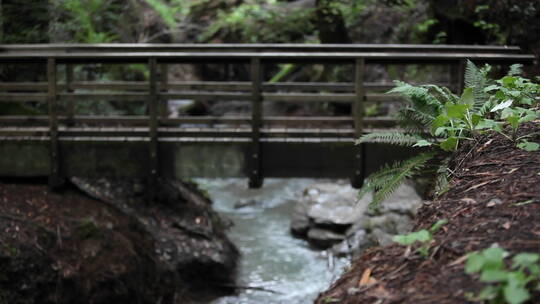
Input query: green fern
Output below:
<box><xmin>507</xmin><ymin>63</ymin><xmax>524</xmax><ymax>76</ymax></box>
<box><xmin>464</xmin><ymin>60</ymin><xmax>492</xmax><ymax>112</ymax></box>
<box><xmin>434</xmin><ymin>156</ymin><xmax>451</xmax><ymax>195</ymax></box>
<box><xmin>355</xmin><ymin>132</ymin><xmax>424</xmax><ymax>146</ymax></box>
<box><xmin>390</xmin><ymin>81</ymin><xmax>449</xmax><ymax>132</ymax></box>
<box><xmin>360</xmin><ymin>152</ymin><xmax>436</xmax><ymax>212</ymax></box>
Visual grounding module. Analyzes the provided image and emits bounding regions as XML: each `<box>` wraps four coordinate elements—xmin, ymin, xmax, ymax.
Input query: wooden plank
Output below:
<box><xmin>47</xmin><ymin>57</ymin><xmax>62</xmax><ymax>188</ymax></box>
<box><xmin>58</xmin><ymin>92</ymin><xmax>148</xmax><ymax>101</ymax></box>
<box><xmin>148</xmin><ymin>58</ymin><xmax>159</xmax><ymax>200</ymax></box>
<box><xmin>0</xmin><ymin>81</ymin><xmax>450</xmax><ymax>93</ymax></box>
<box><xmin>249</xmin><ymin>57</ymin><xmax>263</xmax><ymax>188</ymax></box>
<box><xmin>160</xmin><ymin>91</ymin><xmax>252</xmax><ymax>101</ymax></box>
<box><xmin>66</xmin><ymin>64</ymin><xmax>75</xmax><ymax>125</ymax></box>
<box><xmin>56</xmin><ymin>91</ymin><xmax>399</xmax><ymax>103</ymax></box>
<box><xmin>0</xmin><ymin>115</ymin><xmax>395</xmax><ymax>128</ymax></box>
<box><xmin>0</xmin><ymin>93</ymin><xmax>48</xmax><ymax>102</ymax></box>
<box><xmin>162</xmin><ymin>116</ymin><xmax>250</xmax><ymax>125</ymax></box>
<box><xmin>160</xmin><ymin>64</ymin><xmax>168</xmax><ymax>118</ymax></box>
<box><xmin>263</xmin><ymin>92</ymin><xmax>355</xmax><ymax>102</ymax></box>
<box><xmin>0</xmin><ymin>82</ymin><xmax>49</xmax><ymax>91</ymax></box>
<box><xmin>352</xmin><ymin>58</ymin><xmax>365</xmax><ymax>188</ymax></box>
<box><xmin>25</xmin><ymin>126</ymin><xmax>355</xmax><ymax>138</ymax></box>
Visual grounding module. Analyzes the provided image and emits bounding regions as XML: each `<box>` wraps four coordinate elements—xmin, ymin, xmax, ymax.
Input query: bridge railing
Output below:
<box><xmin>0</xmin><ymin>46</ymin><xmax>535</xmax><ymax>189</ymax></box>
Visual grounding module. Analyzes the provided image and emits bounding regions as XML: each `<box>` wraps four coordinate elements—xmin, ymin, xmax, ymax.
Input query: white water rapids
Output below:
<box><xmin>195</xmin><ymin>178</ymin><xmax>350</xmax><ymax>304</ymax></box>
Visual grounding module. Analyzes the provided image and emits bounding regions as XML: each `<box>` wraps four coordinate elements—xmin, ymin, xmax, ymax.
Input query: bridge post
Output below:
<box><xmin>351</xmin><ymin>58</ymin><xmax>365</xmax><ymax>189</ymax></box>
<box><xmin>148</xmin><ymin>58</ymin><xmax>159</xmax><ymax>200</ymax></box>
<box><xmin>248</xmin><ymin>57</ymin><xmax>263</xmax><ymax>188</ymax></box>
<box><xmin>47</xmin><ymin>57</ymin><xmax>62</xmax><ymax>188</ymax></box>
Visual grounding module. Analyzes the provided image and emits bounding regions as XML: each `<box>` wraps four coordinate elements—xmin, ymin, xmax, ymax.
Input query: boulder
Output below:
<box><xmin>307</xmin><ymin>228</ymin><xmax>346</xmax><ymax>249</ymax></box>
<box><xmin>292</xmin><ymin>180</ymin><xmax>423</xmax><ymax>254</ymax></box>
<box><xmin>0</xmin><ymin>178</ymin><xmax>239</xmax><ymax>304</ymax></box>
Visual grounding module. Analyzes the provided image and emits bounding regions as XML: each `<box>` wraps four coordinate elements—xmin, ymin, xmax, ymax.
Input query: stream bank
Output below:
<box><xmin>0</xmin><ymin>178</ymin><xmax>238</xmax><ymax>304</ymax></box>
<box><xmin>316</xmin><ymin>123</ymin><xmax>540</xmax><ymax>303</ymax></box>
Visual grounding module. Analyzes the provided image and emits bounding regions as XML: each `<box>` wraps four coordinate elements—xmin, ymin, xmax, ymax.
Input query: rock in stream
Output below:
<box><xmin>290</xmin><ymin>180</ymin><xmax>423</xmax><ymax>256</ymax></box>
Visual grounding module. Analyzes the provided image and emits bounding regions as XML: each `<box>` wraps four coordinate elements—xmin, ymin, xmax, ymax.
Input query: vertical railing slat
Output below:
<box><xmin>66</xmin><ymin>64</ymin><xmax>75</xmax><ymax>125</ymax></box>
<box><xmin>160</xmin><ymin>64</ymin><xmax>168</xmax><ymax>119</ymax></box>
<box><xmin>148</xmin><ymin>58</ymin><xmax>159</xmax><ymax>199</ymax></box>
<box><xmin>352</xmin><ymin>58</ymin><xmax>365</xmax><ymax>188</ymax></box>
<box><xmin>249</xmin><ymin>57</ymin><xmax>263</xmax><ymax>188</ymax></box>
<box><xmin>48</xmin><ymin>57</ymin><xmax>61</xmax><ymax>188</ymax></box>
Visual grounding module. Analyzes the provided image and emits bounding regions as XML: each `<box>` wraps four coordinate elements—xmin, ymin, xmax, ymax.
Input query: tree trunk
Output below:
<box><xmin>315</xmin><ymin>0</ymin><xmax>350</xmax><ymax>43</ymax></box>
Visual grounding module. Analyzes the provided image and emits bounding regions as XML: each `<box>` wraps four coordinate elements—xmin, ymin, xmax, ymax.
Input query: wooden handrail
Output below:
<box><xmin>0</xmin><ymin>52</ymin><xmax>534</xmax><ymax>64</ymax></box>
<box><xmin>0</xmin><ymin>43</ymin><xmax>524</xmax><ymax>54</ymax></box>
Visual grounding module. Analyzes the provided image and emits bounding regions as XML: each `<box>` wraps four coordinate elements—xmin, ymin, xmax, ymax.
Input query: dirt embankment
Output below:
<box><xmin>0</xmin><ymin>178</ymin><xmax>238</xmax><ymax>304</ymax></box>
<box><xmin>316</xmin><ymin>122</ymin><xmax>540</xmax><ymax>303</ymax></box>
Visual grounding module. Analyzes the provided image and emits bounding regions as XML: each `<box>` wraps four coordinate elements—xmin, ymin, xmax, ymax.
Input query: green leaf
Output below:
<box><xmin>466</xmin><ymin>252</ymin><xmax>485</xmax><ymax>274</ymax></box>
<box><xmin>484</xmin><ymin>247</ymin><xmax>509</xmax><ymax>261</ymax></box>
<box><xmin>429</xmin><ymin>219</ymin><xmax>448</xmax><ymax>233</ymax></box>
<box><xmin>503</xmin><ymin>285</ymin><xmax>530</xmax><ymax>304</ymax></box>
<box><xmin>431</xmin><ymin>114</ymin><xmax>449</xmax><ymax>133</ymax></box>
<box><xmin>512</xmin><ymin>253</ymin><xmax>540</xmax><ymax>269</ymax></box>
<box><xmin>501</xmin><ymin>108</ymin><xmax>517</xmax><ymax>119</ymax></box>
<box><xmin>519</xmin><ymin>113</ymin><xmax>539</xmax><ymax>123</ymax></box>
<box><xmin>517</xmin><ymin>141</ymin><xmax>539</xmax><ymax>151</ymax></box>
<box><xmin>506</xmin><ymin>271</ymin><xmax>529</xmax><ymax>287</ymax></box>
<box><xmin>502</xmin><ymin>76</ymin><xmax>517</xmax><ymax>87</ymax></box>
<box><xmin>478</xmin><ymin>285</ymin><xmax>499</xmax><ymax>300</ymax></box>
<box><xmin>445</xmin><ymin>102</ymin><xmax>469</xmax><ymax>119</ymax></box>
<box><xmin>440</xmin><ymin>137</ymin><xmax>458</xmax><ymax>151</ymax></box>
<box><xmin>413</xmin><ymin>139</ymin><xmax>432</xmax><ymax>147</ymax></box>
<box><xmin>393</xmin><ymin>230</ymin><xmax>431</xmax><ymax>245</ymax></box>
<box><xmin>475</xmin><ymin>119</ymin><xmax>502</xmax><ymax>131</ymax></box>
<box><xmin>460</xmin><ymin>87</ymin><xmax>475</xmax><ymax>106</ymax></box>
<box><xmin>484</xmin><ymin>84</ymin><xmax>500</xmax><ymax>92</ymax></box>
<box><xmin>471</xmin><ymin>114</ymin><xmax>482</xmax><ymax>126</ymax></box>
<box><xmin>506</xmin><ymin>115</ymin><xmax>520</xmax><ymax>130</ymax></box>
<box><xmin>490</xmin><ymin>99</ymin><xmax>514</xmax><ymax>112</ymax></box>
<box><xmin>480</xmin><ymin>269</ymin><xmax>508</xmax><ymax>282</ymax></box>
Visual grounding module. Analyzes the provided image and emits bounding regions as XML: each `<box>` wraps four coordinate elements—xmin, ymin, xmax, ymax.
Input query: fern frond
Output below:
<box><xmin>397</xmin><ymin>106</ymin><xmax>437</xmax><ymax>131</ymax></box>
<box><xmin>390</xmin><ymin>82</ymin><xmax>444</xmax><ymax>129</ymax></box>
<box><xmin>359</xmin><ymin>152</ymin><xmax>436</xmax><ymax>212</ymax></box>
<box><xmin>507</xmin><ymin>64</ymin><xmax>523</xmax><ymax>76</ymax></box>
<box><xmin>356</xmin><ymin>132</ymin><xmax>424</xmax><ymax>146</ymax></box>
<box><xmin>464</xmin><ymin>60</ymin><xmax>491</xmax><ymax>112</ymax></box>
<box><xmin>424</xmin><ymin>84</ymin><xmax>459</xmax><ymax>104</ymax></box>
<box><xmin>434</xmin><ymin>156</ymin><xmax>451</xmax><ymax>196</ymax></box>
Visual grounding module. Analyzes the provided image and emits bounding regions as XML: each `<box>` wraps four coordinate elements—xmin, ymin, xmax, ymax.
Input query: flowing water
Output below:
<box><xmin>195</xmin><ymin>178</ymin><xmax>349</xmax><ymax>304</ymax></box>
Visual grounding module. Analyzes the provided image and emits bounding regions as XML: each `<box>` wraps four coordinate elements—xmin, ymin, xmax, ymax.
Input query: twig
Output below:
<box><xmin>218</xmin><ymin>284</ymin><xmax>283</xmax><ymax>294</ymax></box>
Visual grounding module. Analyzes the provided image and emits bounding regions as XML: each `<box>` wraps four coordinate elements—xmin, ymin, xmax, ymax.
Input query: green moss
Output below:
<box><xmin>75</xmin><ymin>218</ymin><xmax>102</xmax><ymax>240</ymax></box>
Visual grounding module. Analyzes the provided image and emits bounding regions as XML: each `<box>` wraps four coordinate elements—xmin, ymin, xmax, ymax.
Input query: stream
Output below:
<box><xmin>195</xmin><ymin>178</ymin><xmax>349</xmax><ymax>304</ymax></box>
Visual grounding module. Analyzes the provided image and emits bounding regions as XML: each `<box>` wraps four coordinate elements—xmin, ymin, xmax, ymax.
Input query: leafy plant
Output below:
<box><xmin>356</xmin><ymin>60</ymin><xmax>540</xmax><ymax>211</ymax></box>
<box><xmin>465</xmin><ymin>246</ymin><xmax>540</xmax><ymax>304</ymax></box>
<box><xmin>393</xmin><ymin>219</ymin><xmax>448</xmax><ymax>257</ymax></box>
<box><xmin>60</xmin><ymin>0</ymin><xmax>119</xmax><ymax>43</ymax></box>
<box><xmin>199</xmin><ymin>0</ymin><xmax>315</xmax><ymax>43</ymax></box>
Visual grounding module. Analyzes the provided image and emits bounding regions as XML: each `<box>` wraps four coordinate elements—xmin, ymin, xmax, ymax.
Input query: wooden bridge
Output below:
<box><xmin>0</xmin><ymin>44</ymin><xmax>535</xmax><ymax>191</ymax></box>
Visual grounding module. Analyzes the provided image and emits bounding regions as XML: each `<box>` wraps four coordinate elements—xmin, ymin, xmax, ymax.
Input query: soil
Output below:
<box><xmin>316</xmin><ymin>122</ymin><xmax>540</xmax><ymax>304</ymax></box>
